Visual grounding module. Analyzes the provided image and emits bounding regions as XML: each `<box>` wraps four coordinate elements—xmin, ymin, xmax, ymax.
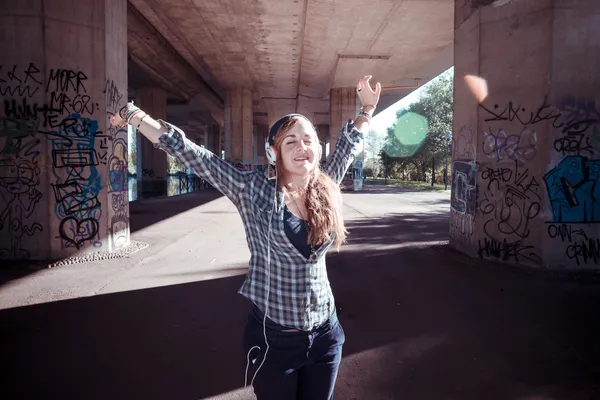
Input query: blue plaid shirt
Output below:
<box><xmin>155</xmin><ymin>120</ymin><xmax>362</xmax><ymax>330</ymax></box>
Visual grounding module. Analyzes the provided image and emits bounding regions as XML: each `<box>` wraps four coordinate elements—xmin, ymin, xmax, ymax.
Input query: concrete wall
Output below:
<box><xmin>451</xmin><ymin>0</ymin><xmax>600</xmax><ymax>269</ymax></box>
<box><xmin>0</xmin><ymin>0</ymin><xmax>129</xmax><ymax>260</ymax></box>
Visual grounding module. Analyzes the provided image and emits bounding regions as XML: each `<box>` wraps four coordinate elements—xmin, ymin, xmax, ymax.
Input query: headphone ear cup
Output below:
<box><xmin>265</xmin><ymin>141</ymin><xmax>277</xmax><ymax>165</ymax></box>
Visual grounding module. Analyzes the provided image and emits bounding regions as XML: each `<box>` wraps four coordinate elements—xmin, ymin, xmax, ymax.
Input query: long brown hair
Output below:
<box><xmin>273</xmin><ymin>118</ymin><xmax>347</xmax><ymax>249</ymax></box>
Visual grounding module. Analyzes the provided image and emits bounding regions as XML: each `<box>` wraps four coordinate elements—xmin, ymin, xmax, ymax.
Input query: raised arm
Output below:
<box><xmin>324</xmin><ymin>75</ymin><xmax>381</xmax><ymax>184</ymax></box>
<box><xmin>111</xmin><ymin>103</ymin><xmax>251</xmax><ymax>205</ymax></box>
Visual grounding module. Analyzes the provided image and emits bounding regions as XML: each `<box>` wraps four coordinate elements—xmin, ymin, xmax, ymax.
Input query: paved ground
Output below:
<box><xmin>1</xmin><ymin>185</ymin><xmax>599</xmax><ymax>400</ymax></box>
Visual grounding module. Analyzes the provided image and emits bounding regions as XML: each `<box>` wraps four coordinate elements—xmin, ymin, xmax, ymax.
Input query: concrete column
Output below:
<box><xmin>224</xmin><ymin>88</ymin><xmax>253</xmax><ymax>164</ymax></box>
<box><xmin>316</xmin><ymin>124</ymin><xmax>329</xmax><ymax>161</ymax></box>
<box><xmin>0</xmin><ymin>0</ymin><xmax>129</xmax><ymax>260</ymax></box>
<box><xmin>206</xmin><ymin>124</ymin><xmax>220</xmax><ymax>154</ymax></box>
<box><xmin>136</xmin><ymin>88</ymin><xmax>167</xmax><ymax>197</ymax></box>
<box><xmin>329</xmin><ymin>88</ymin><xmax>359</xmax><ymax>153</ymax></box>
<box><xmin>254</xmin><ymin>124</ymin><xmax>269</xmax><ymax>167</ymax></box>
<box><xmin>451</xmin><ymin>0</ymin><xmax>600</xmax><ymax>269</ymax></box>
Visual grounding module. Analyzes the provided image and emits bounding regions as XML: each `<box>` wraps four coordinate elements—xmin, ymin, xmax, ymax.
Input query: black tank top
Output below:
<box><xmin>283</xmin><ymin>206</ymin><xmax>312</xmax><ymax>259</ymax></box>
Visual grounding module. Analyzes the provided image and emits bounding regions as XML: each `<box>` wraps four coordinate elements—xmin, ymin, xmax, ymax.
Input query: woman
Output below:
<box><xmin>111</xmin><ymin>75</ymin><xmax>381</xmax><ymax>399</ymax></box>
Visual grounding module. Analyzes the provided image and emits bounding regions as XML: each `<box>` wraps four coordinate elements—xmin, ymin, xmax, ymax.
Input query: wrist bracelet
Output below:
<box><xmin>136</xmin><ymin>114</ymin><xmax>148</xmax><ymax>130</ymax></box>
<box><xmin>357</xmin><ymin>111</ymin><xmax>372</xmax><ymax>122</ymax></box>
<box><xmin>127</xmin><ymin>109</ymin><xmax>143</xmax><ymax>124</ymax></box>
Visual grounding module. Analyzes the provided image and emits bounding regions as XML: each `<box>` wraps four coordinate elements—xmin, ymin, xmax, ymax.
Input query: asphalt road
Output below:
<box><xmin>0</xmin><ymin>186</ymin><xmax>598</xmax><ymax>400</ymax></box>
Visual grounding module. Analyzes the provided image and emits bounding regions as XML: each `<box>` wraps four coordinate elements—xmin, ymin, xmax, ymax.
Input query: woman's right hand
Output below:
<box><xmin>356</xmin><ymin>75</ymin><xmax>381</xmax><ymax>110</ymax></box>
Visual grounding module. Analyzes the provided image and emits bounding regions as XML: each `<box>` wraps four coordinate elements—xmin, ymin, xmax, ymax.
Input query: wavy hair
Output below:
<box><xmin>273</xmin><ymin>118</ymin><xmax>347</xmax><ymax>249</ymax></box>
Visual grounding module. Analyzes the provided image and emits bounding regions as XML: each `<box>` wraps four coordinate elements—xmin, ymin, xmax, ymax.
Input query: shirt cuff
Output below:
<box><xmin>153</xmin><ymin>120</ymin><xmax>186</xmax><ymax>152</ymax></box>
<box><xmin>342</xmin><ymin>119</ymin><xmax>364</xmax><ymax>145</ymax></box>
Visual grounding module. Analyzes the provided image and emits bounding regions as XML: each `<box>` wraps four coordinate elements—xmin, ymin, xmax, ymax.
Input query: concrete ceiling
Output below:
<box><xmin>128</xmin><ymin>0</ymin><xmax>454</xmax><ymax>124</ymax></box>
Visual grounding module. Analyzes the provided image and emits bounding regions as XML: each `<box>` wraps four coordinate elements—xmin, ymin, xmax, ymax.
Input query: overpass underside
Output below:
<box><xmin>2</xmin><ymin>0</ymin><xmax>600</xmax><ymax>272</ymax></box>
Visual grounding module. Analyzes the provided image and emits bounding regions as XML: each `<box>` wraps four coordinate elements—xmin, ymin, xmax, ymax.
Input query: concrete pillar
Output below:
<box><xmin>254</xmin><ymin>124</ymin><xmax>269</xmax><ymax>167</ymax></box>
<box><xmin>0</xmin><ymin>0</ymin><xmax>129</xmax><ymax>260</ymax></box>
<box><xmin>316</xmin><ymin>124</ymin><xmax>329</xmax><ymax>162</ymax></box>
<box><xmin>451</xmin><ymin>0</ymin><xmax>600</xmax><ymax>269</ymax></box>
<box><xmin>329</xmin><ymin>88</ymin><xmax>359</xmax><ymax>154</ymax></box>
<box><xmin>224</xmin><ymin>88</ymin><xmax>253</xmax><ymax>164</ymax></box>
<box><xmin>206</xmin><ymin>124</ymin><xmax>220</xmax><ymax>154</ymax></box>
<box><xmin>136</xmin><ymin>88</ymin><xmax>167</xmax><ymax>197</ymax></box>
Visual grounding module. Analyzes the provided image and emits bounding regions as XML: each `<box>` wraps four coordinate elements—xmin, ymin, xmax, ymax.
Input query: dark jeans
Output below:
<box><xmin>243</xmin><ymin>304</ymin><xmax>345</xmax><ymax>400</ymax></box>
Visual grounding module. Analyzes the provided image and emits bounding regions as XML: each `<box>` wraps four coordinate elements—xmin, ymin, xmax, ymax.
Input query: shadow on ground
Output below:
<box><xmin>351</xmin><ymin>184</ymin><xmax>450</xmax><ymax>194</ymax></box>
<box><xmin>329</xmin><ymin>211</ymin><xmax>600</xmax><ymax>399</ymax></box>
<box><xmin>1</xmin><ymin>206</ymin><xmax>599</xmax><ymax>400</ymax></box>
<box><xmin>130</xmin><ymin>189</ymin><xmax>224</xmax><ymax>233</ymax></box>
<box><xmin>344</xmin><ymin>211</ymin><xmax>450</xmax><ymax>250</ymax></box>
<box><xmin>0</xmin><ymin>190</ymin><xmax>225</xmax><ymax>281</ymax></box>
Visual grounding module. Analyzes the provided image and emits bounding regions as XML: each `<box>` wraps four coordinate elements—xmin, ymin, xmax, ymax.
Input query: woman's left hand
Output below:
<box><xmin>356</xmin><ymin>75</ymin><xmax>382</xmax><ymax>109</ymax></box>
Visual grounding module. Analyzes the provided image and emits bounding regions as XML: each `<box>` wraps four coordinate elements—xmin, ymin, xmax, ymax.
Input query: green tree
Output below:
<box><xmin>407</xmin><ymin>68</ymin><xmax>453</xmax><ymax>183</ymax></box>
<box><xmin>381</xmin><ymin>68</ymin><xmax>454</xmax><ymax>184</ymax></box>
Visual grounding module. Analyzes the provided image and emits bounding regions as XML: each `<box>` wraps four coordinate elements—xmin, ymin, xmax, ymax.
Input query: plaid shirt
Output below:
<box><xmin>155</xmin><ymin>120</ymin><xmax>362</xmax><ymax>330</ymax></box>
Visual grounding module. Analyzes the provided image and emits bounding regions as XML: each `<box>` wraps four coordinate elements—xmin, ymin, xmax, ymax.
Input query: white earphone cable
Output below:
<box><xmin>244</xmin><ymin>169</ymin><xmax>277</xmax><ymax>388</ymax></box>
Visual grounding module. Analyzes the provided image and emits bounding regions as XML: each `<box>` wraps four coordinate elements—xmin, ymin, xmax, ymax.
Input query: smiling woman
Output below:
<box><xmin>110</xmin><ymin>75</ymin><xmax>381</xmax><ymax>400</ymax></box>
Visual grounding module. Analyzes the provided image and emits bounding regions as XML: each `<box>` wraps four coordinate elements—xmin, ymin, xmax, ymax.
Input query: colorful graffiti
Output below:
<box><xmin>482</xmin><ymin>127</ymin><xmax>537</xmax><ymax>164</ymax></box>
<box><xmin>48</xmin><ymin>113</ymin><xmax>103</xmax><ymax>249</ymax></box>
<box><xmin>477</xmin><ymin>96</ymin><xmax>600</xmax><ymax>267</ymax></box>
<box><xmin>0</xmin><ymin>63</ymin><xmax>129</xmax><ymax>257</ymax></box>
<box><xmin>544</xmin><ymin>155</ymin><xmax>600</xmax><ymax>224</ymax></box>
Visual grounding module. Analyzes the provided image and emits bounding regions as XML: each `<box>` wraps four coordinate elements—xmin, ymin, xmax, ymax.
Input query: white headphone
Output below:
<box><xmin>265</xmin><ymin>138</ymin><xmax>277</xmax><ymax>166</ymax></box>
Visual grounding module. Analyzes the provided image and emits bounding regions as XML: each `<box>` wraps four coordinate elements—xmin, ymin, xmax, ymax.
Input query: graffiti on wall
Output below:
<box><xmin>449</xmin><ymin>142</ymin><xmax>477</xmax><ymax>246</ymax></box>
<box><xmin>546</xmin><ymin>223</ymin><xmax>600</xmax><ymax>266</ymax></box>
<box><xmin>477</xmin><ymin>160</ymin><xmax>542</xmax><ymax>263</ymax></box>
<box><xmin>450</xmin><ymin>124</ymin><xmax>477</xmax><ymax>247</ymax></box>
<box><xmin>0</xmin><ymin>64</ymin><xmax>45</xmax><ymax>258</ymax></box>
<box><xmin>476</xmin><ymin>100</ymin><xmax>546</xmax><ymax>264</ymax></box>
<box><xmin>453</xmin><ymin>125</ymin><xmax>475</xmax><ymax>160</ymax></box>
<box><xmin>0</xmin><ymin>63</ymin><xmax>129</xmax><ymax>257</ymax></box>
<box><xmin>544</xmin><ymin>155</ymin><xmax>600</xmax><ymax>224</ymax></box>
<box><xmin>542</xmin><ymin>98</ymin><xmax>600</xmax><ymax>266</ymax></box>
<box><xmin>451</xmin><ymin>160</ymin><xmax>477</xmax><ymax>215</ymax></box>
<box><xmin>48</xmin><ymin>113</ymin><xmax>103</xmax><ymax>249</ymax></box>
<box><xmin>479</xmin><ymin>96</ymin><xmax>600</xmax><ymax>267</ymax></box>
<box><xmin>480</xmin><ymin>96</ymin><xmax>598</xmax><ymax>136</ymax></box>
<box><xmin>482</xmin><ymin>127</ymin><xmax>537</xmax><ymax>164</ymax></box>
<box><xmin>104</xmin><ymin>79</ymin><xmax>129</xmax><ymax>250</ymax></box>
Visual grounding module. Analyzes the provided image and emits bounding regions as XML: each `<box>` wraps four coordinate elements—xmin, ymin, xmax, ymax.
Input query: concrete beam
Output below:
<box><xmin>128</xmin><ymin>0</ymin><xmax>224</xmax><ymax>97</ymax></box>
<box><xmin>127</xmin><ymin>3</ymin><xmax>224</xmax><ymax>122</ymax></box>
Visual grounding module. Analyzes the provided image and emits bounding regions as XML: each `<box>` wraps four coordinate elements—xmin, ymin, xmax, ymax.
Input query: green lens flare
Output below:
<box><xmin>384</xmin><ymin>112</ymin><xmax>429</xmax><ymax>158</ymax></box>
<box><xmin>394</xmin><ymin>112</ymin><xmax>428</xmax><ymax>145</ymax></box>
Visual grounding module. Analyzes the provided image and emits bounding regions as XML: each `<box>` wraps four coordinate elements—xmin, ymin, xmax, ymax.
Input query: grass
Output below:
<box><xmin>364</xmin><ymin>178</ymin><xmax>450</xmax><ymax>192</ymax></box>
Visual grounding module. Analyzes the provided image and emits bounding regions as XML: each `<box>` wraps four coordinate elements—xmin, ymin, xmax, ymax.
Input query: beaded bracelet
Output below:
<box><xmin>136</xmin><ymin>114</ymin><xmax>148</xmax><ymax>130</ymax></box>
<box><xmin>127</xmin><ymin>109</ymin><xmax>143</xmax><ymax>124</ymax></box>
<box><xmin>358</xmin><ymin>110</ymin><xmax>372</xmax><ymax>121</ymax></box>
